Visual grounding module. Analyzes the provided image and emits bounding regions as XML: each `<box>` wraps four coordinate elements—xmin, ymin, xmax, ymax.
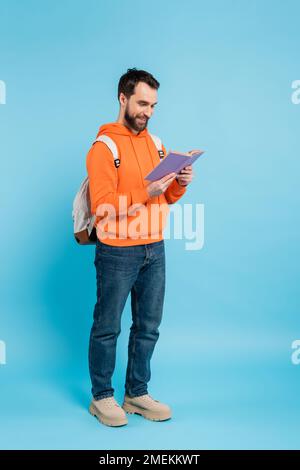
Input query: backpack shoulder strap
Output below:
<box><xmin>148</xmin><ymin>132</ymin><xmax>162</xmax><ymax>150</ymax></box>
<box><xmin>148</xmin><ymin>132</ymin><xmax>165</xmax><ymax>159</ymax></box>
<box><xmin>93</xmin><ymin>134</ymin><xmax>120</xmax><ymax>168</ymax></box>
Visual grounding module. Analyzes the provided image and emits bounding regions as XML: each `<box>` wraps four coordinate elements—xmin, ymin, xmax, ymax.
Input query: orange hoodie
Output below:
<box><xmin>86</xmin><ymin>122</ymin><xmax>187</xmax><ymax>246</ymax></box>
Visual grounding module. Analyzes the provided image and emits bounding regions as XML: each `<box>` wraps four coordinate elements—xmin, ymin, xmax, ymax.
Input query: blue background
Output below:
<box><xmin>0</xmin><ymin>0</ymin><xmax>300</xmax><ymax>450</ymax></box>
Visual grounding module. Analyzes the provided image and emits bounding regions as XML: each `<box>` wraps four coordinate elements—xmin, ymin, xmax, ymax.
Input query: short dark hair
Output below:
<box><xmin>118</xmin><ymin>68</ymin><xmax>160</xmax><ymax>102</ymax></box>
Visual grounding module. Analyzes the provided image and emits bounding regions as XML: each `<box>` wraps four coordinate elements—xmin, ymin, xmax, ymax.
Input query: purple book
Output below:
<box><xmin>145</xmin><ymin>150</ymin><xmax>205</xmax><ymax>181</ymax></box>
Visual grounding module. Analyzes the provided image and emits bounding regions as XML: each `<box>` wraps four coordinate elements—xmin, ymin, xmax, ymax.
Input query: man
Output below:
<box><xmin>86</xmin><ymin>68</ymin><xmax>194</xmax><ymax>427</ymax></box>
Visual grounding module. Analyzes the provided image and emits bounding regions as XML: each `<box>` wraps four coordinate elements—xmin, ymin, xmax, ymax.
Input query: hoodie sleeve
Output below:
<box><xmin>86</xmin><ymin>141</ymin><xmax>150</xmax><ymax>219</ymax></box>
<box><xmin>162</xmin><ymin>144</ymin><xmax>187</xmax><ymax>204</ymax></box>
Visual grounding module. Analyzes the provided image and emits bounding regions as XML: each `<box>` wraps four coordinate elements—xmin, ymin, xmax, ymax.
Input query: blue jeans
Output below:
<box><xmin>88</xmin><ymin>238</ymin><xmax>166</xmax><ymax>400</ymax></box>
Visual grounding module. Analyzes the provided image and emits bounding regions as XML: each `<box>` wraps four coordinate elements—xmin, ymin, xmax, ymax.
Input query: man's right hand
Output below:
<box><xmin>146</xmin><ymin>172</ymin><xmax>177</xmax><ymax>198</ymax></box>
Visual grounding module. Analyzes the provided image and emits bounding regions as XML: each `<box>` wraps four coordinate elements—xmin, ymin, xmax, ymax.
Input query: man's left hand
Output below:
<box><xmin>176</xmin><ymin>165</ymin><xmax>194</xmax><ymax>186</ymax></box>
<box><xmin>176</xmin><ymin>149</ymin><xmax>199</xmax><ymax>187</ymax></box>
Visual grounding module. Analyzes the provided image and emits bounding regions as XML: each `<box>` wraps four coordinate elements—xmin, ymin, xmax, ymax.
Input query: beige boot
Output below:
<box><xmin>89</xmin><ymin>396</ymin><xmax>128</xmax><ymax>427</ymax></box>
<box><xmin>122</xmin><ymin>394</ymin><xmax>172</xmax><ymax>421</ymax></box>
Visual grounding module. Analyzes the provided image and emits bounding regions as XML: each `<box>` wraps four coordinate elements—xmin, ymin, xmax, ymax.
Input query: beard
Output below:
<box><xmin>124</xmin><ymin>106</ymin><xmax>148</xmax><ymax>132</ymax></box>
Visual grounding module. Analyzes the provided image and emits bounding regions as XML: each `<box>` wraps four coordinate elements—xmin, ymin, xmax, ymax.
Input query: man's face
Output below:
<box><xmin>123</xmin><ymin>82</ymin><xmax>158</xmax><ymax>132</ymax></box>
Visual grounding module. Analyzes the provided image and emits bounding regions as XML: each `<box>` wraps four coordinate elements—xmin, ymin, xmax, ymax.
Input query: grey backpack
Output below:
<box><xmin>72</xmin><ymin>133</ymin><xmax>164</xmax><ymax>245</ymax></box>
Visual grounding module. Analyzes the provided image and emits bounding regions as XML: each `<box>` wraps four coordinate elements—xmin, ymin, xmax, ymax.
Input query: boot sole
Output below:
<box><xmin>122</xmin><ymin>402</ymin><xmax>172</xmax><ymax>421</ymax></box>
<box><xmin>89</xmin><ymin>403</ymin><xmax>128</xmax><ymax>427</ymax></box>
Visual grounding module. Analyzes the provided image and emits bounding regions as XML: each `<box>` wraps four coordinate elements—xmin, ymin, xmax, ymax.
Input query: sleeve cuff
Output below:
<box><xmin>172</xmin><ymin>178</ymin><xmax>187</xmax><ymax>195</ymax></box>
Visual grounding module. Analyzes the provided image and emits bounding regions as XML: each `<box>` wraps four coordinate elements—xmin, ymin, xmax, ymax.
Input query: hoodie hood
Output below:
<box><xmin>96</xmin><ymin>122</ymin><xmax>149</xmax><ymax>139</ymax></box>
<box><xmin>95</xmin><ymin>120</ymin><xmax>157</xmax><ymax>181</ymax></box>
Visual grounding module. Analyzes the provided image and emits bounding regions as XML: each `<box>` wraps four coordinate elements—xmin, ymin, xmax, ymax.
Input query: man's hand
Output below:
<box><xmin>176</xmin><ymin>165</ymin><xmax>194</xmax><ymax>186</ymax></box>
<box><xmin>176</xmin><ymin>149</ymin><xmax>199</xmax><ymax>187</ymax></box>
<box><xmin>146</xmin><ymin>172</ymin><xmax>177</xmax><ymax>198</ymax></box>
